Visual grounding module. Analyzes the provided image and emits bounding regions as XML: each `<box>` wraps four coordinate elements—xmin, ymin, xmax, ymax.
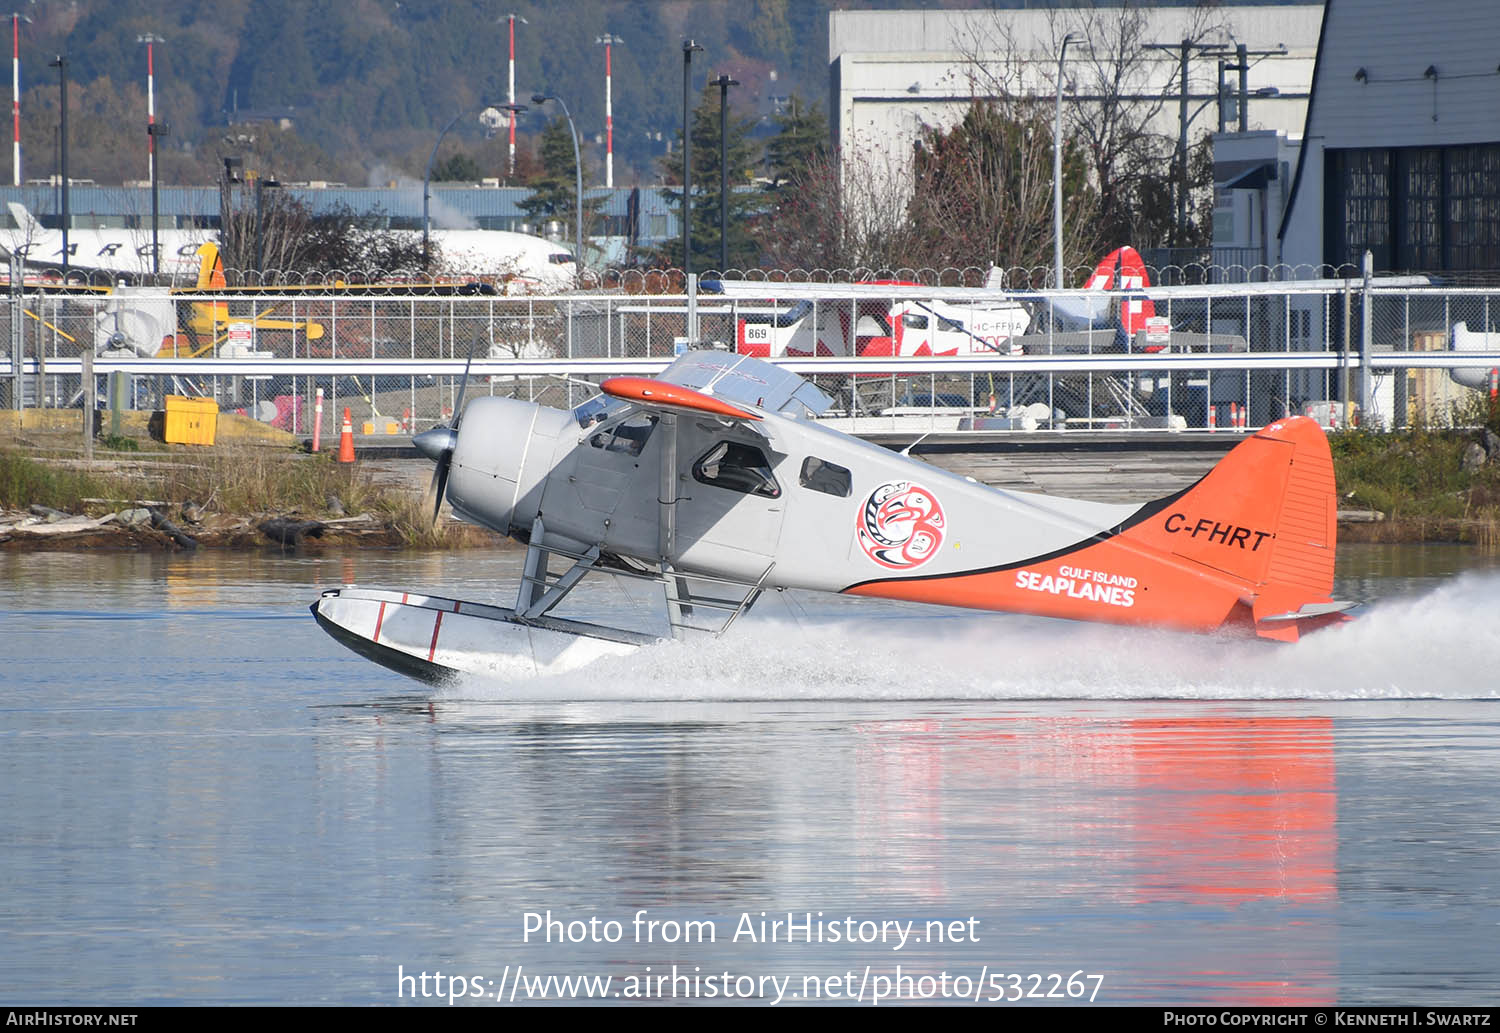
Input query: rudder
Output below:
<box><xmin>1124</xmin><ymin>416</ymin><xmax>1341</xmax><ymax>639</ymax></box>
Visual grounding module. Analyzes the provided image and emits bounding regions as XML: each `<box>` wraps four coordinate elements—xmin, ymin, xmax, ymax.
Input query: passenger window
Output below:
<box><xmin>902</xmin><ymin>313</ymin><xmax>928</xmax><ymax>330</ymax></box>
<box><xmin>692</xmin><ymin>440</ymin><xmax>781</xmax><ymax>499</ymax></box>
<box><xmin>589</xmin><ymin>414</ymin><xmax>657</xmax><ymax>457</ymax></box>
<box><xmin>799</xmin><ymin>456</ymin><xmax>851</xmax><ymax>497</ymax></box>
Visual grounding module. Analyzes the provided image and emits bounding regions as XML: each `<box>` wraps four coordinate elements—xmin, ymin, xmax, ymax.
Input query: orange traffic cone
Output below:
<box><xmin>337</xmin><ymin>407</ymin><xmax>355</xmax><ymax>464</ymax></box>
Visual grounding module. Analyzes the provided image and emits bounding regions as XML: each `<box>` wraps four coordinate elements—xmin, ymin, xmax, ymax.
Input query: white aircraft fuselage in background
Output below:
<box><xmin>0</xmin><ymin>203</ymin><xmax>576</xmax><ymax>289</ymax></box>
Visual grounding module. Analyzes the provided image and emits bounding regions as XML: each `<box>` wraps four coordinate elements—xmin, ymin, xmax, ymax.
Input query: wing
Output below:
<box><xmin>599</xmin><ymin>376</ymin><xmax>763</xmax><ymax>422</ymax></box>
<box><xmin>703</xmin><ymin>278</ymin><xmax>1028</xmax><ymax>302</ymax></box>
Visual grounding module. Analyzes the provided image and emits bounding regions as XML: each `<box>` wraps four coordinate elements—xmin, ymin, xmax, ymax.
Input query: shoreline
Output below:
<box><xmin>6</xmin><ymin>423</ymin><xmax>1500</xmax><ymax>553</ymax></box>
<box><xmin>0</xmin><ymin>512</ymin><xmax>507</xmax><ymax>552</ymax></box>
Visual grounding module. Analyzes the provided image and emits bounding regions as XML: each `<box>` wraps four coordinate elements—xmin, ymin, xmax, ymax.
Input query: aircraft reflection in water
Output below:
<box><xmin>850</xmin><ymin>714</ymin><xmax>1337</xmax><ymax>1005</ymax></box>
<box><xmin>314</xmin><ymin>350</ymin><xmax>1354</xmax><ymax>682</ymax></box>
<box><xmin>333</xmin><ymin>697</ymin><xmax>1338</xmax><ymax>1006</ymax></box>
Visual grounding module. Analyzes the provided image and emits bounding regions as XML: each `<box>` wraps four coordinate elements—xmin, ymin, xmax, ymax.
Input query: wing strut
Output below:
<box><xmin>661</xmin><ymin>561</ymin><xmax>775</xmax><ymax>639</ymax></box>
<box><xmin>516</xmin><ymin>517</ymin><xmax>603</xmax><ymax>619</ymax></box>
<box><xmin>512</xmin><ymin>516</ymin><xmax>771</xmax><ymax>641</ymax></box>
<box><xmin>657</xmin><ymin>412</ymin><xmax>678</xmax><ymax>561</ymax></box>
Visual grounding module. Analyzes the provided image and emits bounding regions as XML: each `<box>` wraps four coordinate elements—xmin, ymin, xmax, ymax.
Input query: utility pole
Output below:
<box><xmin>1144</xmin><ymin>38</ymin><xmax>1228</xmax><ymax>247</ymax></box>
<box><xmin>1145</xmin><ymin>37</ymin><xmax>1288</xmax><ymax>245</ymax></box>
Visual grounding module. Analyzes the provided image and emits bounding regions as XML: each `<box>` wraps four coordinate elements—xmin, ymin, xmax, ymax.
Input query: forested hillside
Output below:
<box><xmin>13</xmin><ymin>0</ymin><xmax>975</xmax><ymax>187</ymax></box>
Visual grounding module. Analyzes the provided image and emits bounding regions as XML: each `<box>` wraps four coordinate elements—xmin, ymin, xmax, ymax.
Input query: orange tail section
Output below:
<box><xmin>849</xmin><ymin>417</ymin><xmax>1346</xmax><ymax>641</ymax></box>
<box><xmin>1114</xmin><ymin>415</ymin><xmax>1341</xmax><ymax>639</ymax></box>
<box><xmin>195</xmin><ymin>242</ymin><xmax>227</xmax><ymax>289</ymax></box>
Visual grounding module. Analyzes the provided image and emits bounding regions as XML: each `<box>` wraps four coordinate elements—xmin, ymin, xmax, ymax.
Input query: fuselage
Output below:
<box><xmin>442</xmin><ymin>384</ymin><xmax>1304</xmax><ymax>636</ymax></box>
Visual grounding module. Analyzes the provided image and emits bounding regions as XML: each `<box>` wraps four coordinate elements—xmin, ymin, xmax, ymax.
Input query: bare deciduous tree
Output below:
<box><xmin>1054</xmin><ymin>2</ymin><xmax>1230</xmax><ymax>250</ymax></box>
<box><xmin>952</xmin><ymin>2</ymin><xmax>1230</xmax><ymax>257</ymax></box>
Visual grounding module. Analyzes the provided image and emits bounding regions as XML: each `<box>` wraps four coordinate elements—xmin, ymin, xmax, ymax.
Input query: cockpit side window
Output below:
<box><xmin>589</xmin><ymin>414</ymin><xmax>658</xmax><ymax>457</ymax></box>
<box><xmin>799</xmin><ymin>456</ymin><xmax>851</xmax><ymax>497</ymax></box>
<box><xmin>692</xmin><ymin>440</ymin><xmax>781</xmax><ymax>499</ymax></box>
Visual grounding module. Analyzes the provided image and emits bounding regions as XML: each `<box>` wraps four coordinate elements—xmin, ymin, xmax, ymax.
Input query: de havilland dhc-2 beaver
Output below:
<box><xmin>312</xmin><ymin>350</ymin><xmax>1354</xmax><ymax>683</ymax></box>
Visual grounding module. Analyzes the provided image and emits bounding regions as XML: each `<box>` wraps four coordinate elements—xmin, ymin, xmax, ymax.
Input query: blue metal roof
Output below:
<box><xmin>0</xmin><ymin>183</ymin><xmax>677</xmax><ymax>224</ymax></box>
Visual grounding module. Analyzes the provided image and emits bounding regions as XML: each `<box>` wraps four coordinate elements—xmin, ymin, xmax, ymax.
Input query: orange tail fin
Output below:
<box><xmin>1119</xmin><ymin>415</ymin><xmax>1342</xmax><ymax>639</ymax></box>
<box><xmin>195</xmin><ymin>242</ymin><xmax>226</xmax><ymax>289</ymax></box>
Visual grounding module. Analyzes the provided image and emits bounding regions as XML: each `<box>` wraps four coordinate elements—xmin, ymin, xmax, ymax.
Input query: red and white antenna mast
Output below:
<box><xmin>11</xmin><ymin>13</ymin><xmax>23</xmax><ymax>186</ymax></box>
<box><xmin>137</xmin><ymin>33</ymin><xmax>164</xmax><ymax>183</ymax></box>
<box><xmin>505</xmin><ymin>13</ymin><xmax>527</xmax><ymax>177</ymax></box>
<box><xmin>596</xmin><ymin>33</ymin><xmax>622</xmax><ymax>189</ymax></box>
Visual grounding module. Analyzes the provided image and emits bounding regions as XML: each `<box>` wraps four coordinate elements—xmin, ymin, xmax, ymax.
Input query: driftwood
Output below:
<box><xmin>148</xmin><ymin>507</ymin><xmax>199</xmax><ymax>550</ymax></box>
<box><xmin>257</xmin><ymin>517</ymin><xmax>327</xmax><ymax>547</ymax></box>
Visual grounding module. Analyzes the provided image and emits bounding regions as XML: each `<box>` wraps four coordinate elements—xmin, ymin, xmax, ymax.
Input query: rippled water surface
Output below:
<box><xmin>1</xmin><ymin>545</ymin><xmax>1497</xmax><ymax>1005</ymax></box>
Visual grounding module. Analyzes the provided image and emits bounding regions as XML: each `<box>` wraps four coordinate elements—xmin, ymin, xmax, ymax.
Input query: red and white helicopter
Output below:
<box><xmin>313</xmin><ymin>349</ymin><xmax>1353</xmax><ymax>684</ymax></box>
<box><xmin>716</xmin><ymin>247</ymin><xmax>1190</xmax><ymax>359</ymax></box>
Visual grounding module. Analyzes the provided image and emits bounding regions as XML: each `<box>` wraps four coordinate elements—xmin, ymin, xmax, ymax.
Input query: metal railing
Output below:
<box><xmin>5</xmin><ymin>276</ymin><xmax>1500</xmax><ymax>441</ymax></box>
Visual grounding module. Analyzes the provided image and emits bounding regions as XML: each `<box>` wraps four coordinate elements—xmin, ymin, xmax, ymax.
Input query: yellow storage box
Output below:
<box><xmin>164</xmin><ymin>395</ymin><xmax>219</xmax><ymax>446</ymax></box>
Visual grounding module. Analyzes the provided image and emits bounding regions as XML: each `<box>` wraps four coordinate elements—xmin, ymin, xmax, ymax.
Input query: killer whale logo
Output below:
<box><xmin>857</xmin><ymin>480</ymin><xmax>946</xmax><ymax>570</ymax></box>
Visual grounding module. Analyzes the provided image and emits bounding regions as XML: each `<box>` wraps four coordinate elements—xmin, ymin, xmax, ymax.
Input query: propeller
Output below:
<box><xmin>414</xmin><ymin>331</ymin><xmax>482</xmax><ymax>526</ymax></box>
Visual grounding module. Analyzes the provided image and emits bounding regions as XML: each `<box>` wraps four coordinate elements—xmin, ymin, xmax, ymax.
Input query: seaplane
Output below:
<box><xmin>312</xmin><ymin>349</ymin><xmax>1354</xmax><ymax>684</ymax></box>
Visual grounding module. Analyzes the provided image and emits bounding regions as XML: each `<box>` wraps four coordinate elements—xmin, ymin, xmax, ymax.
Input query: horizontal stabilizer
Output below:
<box><xmin>1257</xmin><ymin>600</ymin><xmax>1358</xmax><ymax>622</ymax></box>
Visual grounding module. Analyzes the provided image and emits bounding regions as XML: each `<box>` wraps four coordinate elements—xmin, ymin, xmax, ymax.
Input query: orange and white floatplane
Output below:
<box><xmin>312</xmin><ymin>350</ymin><xmax>1353</xmax><ymax>684</ymax></box>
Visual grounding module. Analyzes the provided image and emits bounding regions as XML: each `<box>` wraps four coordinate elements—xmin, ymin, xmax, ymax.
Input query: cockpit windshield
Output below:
<box><xmin>572</xmin><ymin>394</ymin><xmax>632</xmax><ymax>428</ymax></box>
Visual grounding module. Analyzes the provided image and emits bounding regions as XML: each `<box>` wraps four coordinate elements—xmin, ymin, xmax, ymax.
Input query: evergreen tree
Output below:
<box><xmin>764</xmin><ymin>94</ymin><xmax>828</xmax><ymax>190</ymax></box>
<box><xmin>906</xmin><ymin>100</ymin><xmax>1101</xmax><ymax>274</ymax></box>
<box><xmin>518</xmin><ymin>118</ymin><xmax>603</xmax><ymax>252</ymax></box>
<box><xmin>657</xmin><ymin>83</ymin><xmax>762</xmax><ymax>271</ymax></box>
<box><xmin>431</xmin><ymin>152</ymin><xmax>483</xmax><ymax>183</ymax></box>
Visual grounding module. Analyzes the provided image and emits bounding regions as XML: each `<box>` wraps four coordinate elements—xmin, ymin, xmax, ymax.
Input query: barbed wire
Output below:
<box><xmin>9</xmin><ymin>260</ymin><xmax>1487</xmax><ymax>293</ymax></box>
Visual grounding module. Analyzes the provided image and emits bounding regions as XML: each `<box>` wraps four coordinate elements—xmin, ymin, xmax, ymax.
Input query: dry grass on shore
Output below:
<box><xmin>0</xmin><ymin>443</ymin><xmax>490</xmax><ymax>549</ymax></box>
<box><xmin>1330</xmin><ymin>424</ymin><xmax>1500</xmax><ymax>548</ymax></box>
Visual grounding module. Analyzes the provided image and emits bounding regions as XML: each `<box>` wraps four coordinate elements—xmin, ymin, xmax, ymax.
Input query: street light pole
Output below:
<box><xmin>532</xmin><ymin>93</ymin><xmax>582</xmax><ymax>271</ymax></box>
<box><xmin>681</xmin><ymin>39</ymin><xmax>702</xmax><ymax>276</ymax></box>
<box><xmin>423</xmin><ymin>107</ymin><xmax>472</xmax><ymax>269</ymax></box>
<box><xmin>1053</xmin><ymin>32</ymin><xmax>1079</xmax><ymax>289</ymax></box>
<box><xmin>47</xmin><ymin>54</ymin><xmax>65</xmax><ymax>272</ymax></box>
<box><xmin>711</xmin><ymin>73</ymin><xmax>738</xmax><ymax>274</ymax></box>
<box><xmin>147</xmin><ymin>122</ymin><xmax>168</xmax><ymax>276</ymax></box>
<box><xmin>595</xmin><ymin>34</ymin><xmax>622</xmax><ymax>190</ymax></box>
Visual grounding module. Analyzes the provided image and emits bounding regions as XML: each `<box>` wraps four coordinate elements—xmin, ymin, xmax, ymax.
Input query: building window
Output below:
<box><xmin>1328</xmin><ymin>144</ymin><xmax>1500</xmax><ymax>273</ymax></box>
<box><xmin>1447</xmin><ymin>144</ymin><xmax>1500</xmax><ymax>271</ymax></box>
<box><xmin>1397</xmin><ymin>148</ymin><xmax>1441</xmax><ymax>271</ymax></box>
<box><xmin>1330</xmin><ymin>149</ymin><xmax>1391</xmax><ymax>270</ymax></box>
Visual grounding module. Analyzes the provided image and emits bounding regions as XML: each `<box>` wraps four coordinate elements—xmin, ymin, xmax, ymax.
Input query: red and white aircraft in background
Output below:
<box><xmin>714</xmin><ymin>247</ymin><xmax>1175</xmax><ymax>359</ymax></box>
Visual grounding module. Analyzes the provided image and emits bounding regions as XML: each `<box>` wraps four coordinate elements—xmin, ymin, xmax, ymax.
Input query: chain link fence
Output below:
<box><xmin>4</xmin><ymin>272</ymin><xmax>1500</xmax><ymax>444</ymax></box>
